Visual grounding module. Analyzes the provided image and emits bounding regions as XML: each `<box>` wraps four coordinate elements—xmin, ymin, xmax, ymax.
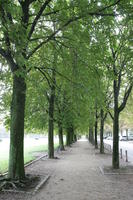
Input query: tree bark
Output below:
<box><xmin>48</xmin><ymin>67</ymin><xmax>56</xmax><ymax>158</ymax></box>
<box><xmin>94</xmin><ymin>120</ymin><xmax>98</xmax><ymax>149</ymax></box>
<box><xmin>58</xmin><ymin>123</ymin><xmax>65</xmax><ymax>151</ymax></box>
<box><xmin>100</xmin><ymin>109</ymin><xmax>104</xmax><ymax>154</ymax></box>
<box><xmin>89</xmin><ymin>127</ymin><xmax>94</xmax><ymax>145</ymax></box>
<box><xmin>66</xmin><ymin>127</ymin><xmax>71</xmax><ymax>146</ymax></box>
<box><xmin>8</xmin><ymin>74</ymin><xmax>26</xmax><ymax>180</ymax></box>
<box><xmin>70</xmin><ymin>126</ymin><xmax>74</xmax><ymax>144</ymax></box>
<box><xmin>112</xmin><ymin>109</ymin><xmax>119</xmax><ymax>168</ymax></box>
<box><xmin>94</xmin><ymin>107</ymin><xmax>98</xmax><ymax>148</ymax></box>
<box><xmin>48</xmin><ymin>83</ymin><xmax>55</xmax><ymax>158</ymax></box>
<box><xmin>112</xmin><ymin>80</ymin><xmax>119</xmax><ymax>169</ymax></box>
<box><xmin>73</xmin><ymin>134</ymin><xmax>77</xmax><ymax>142</ymax></box>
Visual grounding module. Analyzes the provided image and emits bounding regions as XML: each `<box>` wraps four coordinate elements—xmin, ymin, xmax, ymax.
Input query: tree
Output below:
<box><xmin>97</xmin><ymin>18</ymin><xmax>133</xmax><ymax>168</ymax></box>
<box><xmin>0</xmin><ymin>0</ymin><xmax>124</xmax><ymax>179</ymax></box>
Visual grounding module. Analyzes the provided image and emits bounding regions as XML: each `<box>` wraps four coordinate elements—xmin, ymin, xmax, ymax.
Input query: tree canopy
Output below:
<box><xmin>0</xmin><ymin>0</ymin><xmax>133</xmax><ymax>180</ymax></box>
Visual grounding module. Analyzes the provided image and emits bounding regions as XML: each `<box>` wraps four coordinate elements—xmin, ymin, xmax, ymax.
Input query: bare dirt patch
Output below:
<box><xmin>100</xmin><ymin>165</ymin><xmax>133</xmax><ymax>175</ymax></box>
<box><xmin>0</xmin><ymin>173</ymin><xmax>50</xmax><ymax>194</ymax></box>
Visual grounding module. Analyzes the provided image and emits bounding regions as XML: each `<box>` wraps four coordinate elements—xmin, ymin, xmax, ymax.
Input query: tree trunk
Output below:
<box><xmin>70</xmin><ymin>126</ymin><xmax>74</xmax><ymax>144</ymax></box>
<box><xmin>112</xmin><ymin>80</ymin><xmax>119</xmax><ymax>169</ymax></box>
<box><xmin>48</xmin><ymin>84</ymin><xmax>55</xmax><ymax>158</ymax></box>
<box><xmin>48</xmin><ymin>42</ymin><xmax>57</xmax><ymax>158</ymax></box>
<box><xmin>58</xmin><ymin>123</ymin><xmax>65</xmax><ymax>151</ymax></box>
<box><xmin>48</xmin><ymin>66</ymin><xmax>56</xmax><ymax>158</ymax></box>
<box><xmin>73</xmin><ymin>134</ymin><xmax>77</xmax><ymax>142</ymax></box>
<box><xmin>94</xmin><ymin>107</ymin><xmax>98</xmax><ymax>148</ymax></box>
<box><xmin>89</xmin><ymin>127</ymin><xmax>94</xmax><ymax>145</ymax></box>
<box><xmin>112</xmin><ymin>109</ymin><xmax>119</xmax><ymax>168</ymax></box>
<box><xmin>100</xmin><ymin>109</ymin><xmax>104</xmax><ymax>154</ymax></box>
<box><xmin>8</xmin><ymin>74</ymin><xmax>26</xmax><ymax>180</ymax></box>
<box><xmin>66</xmin><ymin>127</ymin><xmax>71</xmax><ymax>146</ymax></box>
<box><xmin>94</xmin><ymin>120</ymin><xmax>98</xmax><ymax>149</ymax></box>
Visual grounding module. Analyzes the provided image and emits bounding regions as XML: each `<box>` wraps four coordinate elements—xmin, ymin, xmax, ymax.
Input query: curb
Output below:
<box><xmin>99</xmin><ymin>166</ymin><xmax>133</xmax><ymax>175</ymax></box>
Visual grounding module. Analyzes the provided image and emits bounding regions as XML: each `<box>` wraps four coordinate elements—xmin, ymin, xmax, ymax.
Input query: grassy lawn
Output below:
<box><xmin>0</xmin><ymin>139</ymin><xmax>59</xmax><ymax>174</ymax></box>
<box><xmin>24</xmin><ymin>143</ymin><xmax>59</xmax><ymax>164</ymax></box>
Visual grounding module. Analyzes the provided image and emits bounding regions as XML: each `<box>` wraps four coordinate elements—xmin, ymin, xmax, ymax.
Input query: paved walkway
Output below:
<box><xmin>1</xmin><ymin>140</ymin><xmax>133</xmax><ymax>200</ymax></box>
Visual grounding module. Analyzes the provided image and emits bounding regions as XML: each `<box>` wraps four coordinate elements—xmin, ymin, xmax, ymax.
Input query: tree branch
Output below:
<box><xmin>97</xmin><ymin>0</ymin><xmax>122</xmax><ymax>13</ymax></box>
<box><xmin>117</xmin><ymin>58</ymin><xmax>127</xmax><ymax>95</ymax></box>
<box><xmin>27</xmin><ymin>5</ymin><xmax>118</xmax><ymax>59</ymax></box>
<box><xmin>35</xmin><ymin>67</ymin><xmax>52</xmax><ymax>88</ymax></box>
<box><xmin>103</xmin><ymin>112</ymin><xmax>108</xmax><ymax>121</ymax></box>
<box><xmin>0</xmin><ymin>47</ymin><xmax>7</xmax><ymax>58</ymax></box>
<box><xmin>118</xmin><ymin>84</ymin><xmax>133</xmax><ymax>112</ymax></box>
<box><xmin>108</xmin><ymin>111</ymin><xmax>114</xmax><ymax>120</ymax></box>
<box><xmin>28</xmin><ymin>0</ymin><xmax>52</xmax><ymax>40</ymax></box>
<box><xmin>0</xmin><ymin>47</ymin><xmax>18</xmax><ymax>72</ymax></box>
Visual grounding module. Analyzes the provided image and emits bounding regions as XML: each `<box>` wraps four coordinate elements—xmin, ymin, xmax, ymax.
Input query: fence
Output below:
<box><xmin>97</xmin><ymin>141</ymin><xmax>112</xmax><ymax>153</ymax></box>
<box><xmin>103</xmin><ymin>143</ymin><xmax>112</xmax><ymax>153</ymax></box>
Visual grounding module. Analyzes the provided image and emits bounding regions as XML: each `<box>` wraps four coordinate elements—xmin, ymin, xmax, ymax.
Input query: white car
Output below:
<box><xmin>128</xmin><ymin>136</ymin><xmax>133</xmax><ymax>141</ymax></box>
<box><xmin>106</xmin><ymin>136</ymin><xmax>113</xmax><ymax>140</ymax></box>
<box><xmin>119</xmin><ymin>136</ymin><xmax>127</xmax><ymax>141</ymax></box>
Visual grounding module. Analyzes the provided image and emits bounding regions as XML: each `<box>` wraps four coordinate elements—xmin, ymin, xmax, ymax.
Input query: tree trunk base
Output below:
<box><xmin>60</xmin><ymin>146</ymin><xmax>65</xmax><ymax>151</ymax></box>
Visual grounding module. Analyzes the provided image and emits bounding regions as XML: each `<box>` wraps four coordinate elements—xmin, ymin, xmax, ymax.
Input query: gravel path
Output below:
<box><xmin>1</xmin><ymin>139</ymin><xmax>133</xmax><ymax>200</ymax></box>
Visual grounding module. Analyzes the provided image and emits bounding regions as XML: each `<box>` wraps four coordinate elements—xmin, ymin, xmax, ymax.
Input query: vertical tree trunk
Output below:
<box><xmin>112</xmin><ymin>109</ymin><xmax>119</xmax><ymax>168</ymax></box>
<box><xmin>73</xmin><ymin>134</ymin><xmax>77</xmax><ymax>142</ymax></box>
<box><xmin>48</xmin><ymin>37</ymin><xmax>57</xmax><ymax>158</ymax></box>
<box><xmin>8</xmin><ymin>74</ymin><xmax>26</xmax><ymax>180</ymax></box>
<box><xmin>48</xmin><ymin>86</ymin><xmax>55</xmax><ymax>158</ymax></box>
<box><xmin>100</xmin><ymin>109</ymin><xmax>104</xmax><ymax>154</ymax></box>
<box><xmin>70</xmin><ymin>128</ymin><xmax>73</xmax><ymax>144</ymax></box>
<box><xmin>94</xmin><ymin>120</ymin><xmax>98</xmax><ymax>149</ymax></box>
<box><xmin>70</xmin><ymin>126</ymin><xmax>74</xmax><ymax>144</ymax></box>
<box><xmin>48</xmin><ymin>68</ymin><xmax>56</xmax><ymax>158</ymax></box>
<box><xmin>58</xmin><ymin>123</ymin><xmax>65</xmax><ymax>151</ymax></box>
<box><xmin>89</xmin><ymin>128</ymin><xmax>91</xmax><ymax>141</ymax></box>
<box><xmin>89</xmin><ymin>127</ymin><xmax>94</xmax><ymax>145</ymax></box>
<box><xmin>66</xmin><ymin>127</ymin><xmax>71</xmax><ymax>146</ymax></box>
<box><xmin>94</xmin><ymin>107</ymin><xmax>98</xmax><ymax>149</ymax></box>
<box><xmin>112</xmin><ymin>80</ymin><xmax>119</xmax><ymax>169</ymax></box>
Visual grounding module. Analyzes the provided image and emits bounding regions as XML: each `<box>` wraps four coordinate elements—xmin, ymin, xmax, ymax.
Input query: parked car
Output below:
<box><xmin>128</xmin><ymin>136</ymin><xmax>133</xmax><ymax>141</ymax></box>
<box><xmin>119</xmin><ymin>136</ymin><xmax>127</xmax><ymax>141</ymax></box>
<box><xmin>103</xmin><ymin>136</ymin><xmax>108</xmax><ymax>139</ymax></box>
<box><xmin>106</xmin><ymin>136</ymin><xmax>113</xmax><ymax>140</ymax></box>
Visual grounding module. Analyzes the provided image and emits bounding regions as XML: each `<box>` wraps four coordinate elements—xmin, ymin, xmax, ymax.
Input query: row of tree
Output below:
<box><xmin>0</xmin><ymin>0</ymin><xmax>132</xmax><ymax>181</ymax></box>
<box><xmin>88</xmin><ymin>8</ymin><xmax>133</xmax><ymax>169</ymax></box>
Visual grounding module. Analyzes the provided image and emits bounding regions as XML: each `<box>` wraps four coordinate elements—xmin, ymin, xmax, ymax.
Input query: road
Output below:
<box><xmin>104</xmin><ymin>139</ymin><xmax>133</xmax><ymax>164</ymax></box>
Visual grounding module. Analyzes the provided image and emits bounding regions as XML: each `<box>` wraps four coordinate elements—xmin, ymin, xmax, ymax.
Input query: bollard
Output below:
<box><xmin>125</xmin><ymin>150</ymin><xmax>128</xmax><ymax>162</ymax></box>
<box><xmin>120</xmin><ymin>148</ymin><xmax>122</xmax><ymax>159</ymax></box>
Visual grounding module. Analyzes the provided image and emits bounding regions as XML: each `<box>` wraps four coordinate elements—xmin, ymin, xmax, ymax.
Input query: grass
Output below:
<box><xmin>0</xmin><ymin>160</ymin><xmax>8</xmax><ymax>174</ymax></box>
<box><xmin>0</xmin><ymin>141</ymin><xmax>59</xmax><ymax>174</ymax></box>
<box><xmin>24</xmin><ymin>143</ymin><xmax>59</xmax><ymax>164</ymax></box>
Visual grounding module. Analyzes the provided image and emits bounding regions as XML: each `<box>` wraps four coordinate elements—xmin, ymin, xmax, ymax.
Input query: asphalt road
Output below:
<box><xmin>104</xmin><ymin>139</ymin><xmax>133</xmax><ymax>164</ymax></box>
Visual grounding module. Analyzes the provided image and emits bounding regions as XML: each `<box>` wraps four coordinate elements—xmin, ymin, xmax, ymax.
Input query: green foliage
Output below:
<box><xmin>0</xmin><ymin>0</ymin><xmax>133</xmax><ymax>135</ymax></box>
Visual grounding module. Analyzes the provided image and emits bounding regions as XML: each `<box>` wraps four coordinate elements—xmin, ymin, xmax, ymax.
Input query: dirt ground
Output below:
<box><xmin>1</xmin><ymin>139</ymin><xmax>133</xmax><ymax>200</ymax></box>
